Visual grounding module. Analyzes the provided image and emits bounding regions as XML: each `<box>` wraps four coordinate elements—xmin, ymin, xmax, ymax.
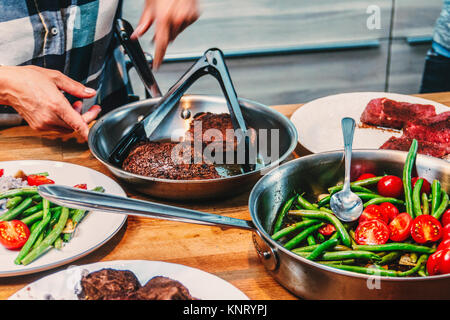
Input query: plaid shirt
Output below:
<box><xmin>0</xmin><ymin>0</ymin><xmax>130</xmax><ymax>126</ymax></box>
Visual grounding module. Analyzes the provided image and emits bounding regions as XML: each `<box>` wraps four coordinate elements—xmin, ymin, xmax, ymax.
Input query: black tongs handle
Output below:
<box><xmin>114</xmin><ymin>18</ymin><xmax>162</xmax><ymax>98</ymax></box>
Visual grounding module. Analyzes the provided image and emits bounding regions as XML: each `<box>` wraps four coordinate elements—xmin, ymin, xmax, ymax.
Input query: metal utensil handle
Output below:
<box><xmin>38</xmin><ymin>185</ymin><xmax>255</xmax><ymax>230</ymax></box>
<box><xmin>341</xmin><ymin>117</ymin><xmax>356</xmax><ymax>192</ymax></box>
<box><xmin>115</xmin><ymin>18</ymin><xmax>162</xmax><ymax>98</ymax></box>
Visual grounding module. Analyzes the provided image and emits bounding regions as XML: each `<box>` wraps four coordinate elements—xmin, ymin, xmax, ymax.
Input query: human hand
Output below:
<box><xmin>0</xmin><ymin>65</ymin><xmax>101</xmax><ymax>140</ymax></box>
<box><xmin>131</xmin><ymin>0</ymin><xmax>200</xmax><ymax>70</ymax></box>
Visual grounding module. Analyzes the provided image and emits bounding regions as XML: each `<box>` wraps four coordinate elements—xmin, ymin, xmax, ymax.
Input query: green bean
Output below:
<box><xmin>31</xmin><ymin>195</ymin><xmax>42</xmax><ymax>202</ymax></box>
<box><xmin>296</xmin><ymin>250</ymin><xmax>381</xmax><ymax>261</ymax></box>
<box><xmin>31</xmin><ymin>232</ymin><xmax>44</xmax><ymax>250</ymax></box>
<box><xmin>399</xmin><ymin>254</ymin><xmax>428</xmax><ymax>277</ymax></box>
<box><xmin>272</xmin><ymin>195</ymin><xmax>296</xmax><ymax>234</ymax></box>
<box><xmin>412</xmin><ymin>178</ymin><xmax>424</xmax><ymax>217</ymax></box>
<box><xmin>318</xmin><ymin>187</ymin><xmax>375</xmax><ymax>207</ymax></box>
<box><xmin>289</xmin><ymin>210</ymin><xmax>352</xmax><ymax>247</ymax></box>
<box><xmin>292</xmin><ymin>244</ymin><xmax>352</xmax><ymax>253</ymax></box>
<box><xmin>20</xmin><ymin>207</ymin><xmax>62</xmax><ymax>226</ymax></box>
<box><xmin>30</xmin><ymin>220</ymin><xmax>41</xmax><ymax>233</ymax></box>
<box><xmin>329</xmin><ymin>264</ymin><xmax>399</xmax><ymax>277</ymax></box>
<box><xmin>376</xmin><ymin>251</ymin><xmax>401</xmax><ymax>265</ymax></box>
<box><xmin>328</xmin><ymin>176</ymin><xmax>383</xmax><ymax>194</ymax></box>
<box><xmin>0</xmin><ymin>197</ymin><xmax>33</xmax><ymax>221</ymax></box>
<box><xmin>363</xmin><ymin>197</ymin><xmax>404</xmax><ymax>207</ymax></box>
<box><xmin>0</xmin><ymin>187</ymin><xmax>38</xmax><ymax>199</ymax></box>
<box><xmin>317</xmin><ymin>259</ymin><xmax>355</xmax><ymax>266</ymax></box>
<box><xmin>316</xmin><ymin>233</ymin><xmax>326</xmax><ymax>243</ymax></box>
<box><xmin>421</xmin><ymin>193</ymin><xmax>429</xmax><ymax>215</ymax></box>
<box><xmin>353</xmin><ymin>243</ymin><xmax>436</xmax><ymax>254</ymax></box>
<box><xmin>410</xmin><ymin>252</ymin><xmax>418</xmax><ymax>263</ymax></box>
<box><xmin>21</xmin><ymin>207</ymin><xmax>70</xmax><ymax>265</ymax></box>
<box><xmin>354</xmin><ymin>192</ymin><xmax>384</xmax><ymax>201</ymax></box>
<box><xmin>284</xmin><ymin>223</ymin><xmax>324</xmax><ymax>250</ymax></box>
<box><xmin>6</xmin><ymin>196</ymin><xmax>23</xmax><ymax>210</ymax></box>
<box><xmin>306</xmin><ymin>238</ymin><xmax>339</xmax><ymax>260</ymax></box>
<box><xmin>29</xmin><ymin>172</ymin><xmax>49</xmax><ymax>176</ymax></box>
<box><xmin>53</xmin><ymin>236</ymin><xmax>63</xmax><ymax>249</ymax></box>
<box><xmin>296</xmin><ymin>194</ymin><xmax>316</xmax><ymax>210</ymax></box>
<box><xmin>418</xmin><ymin>265</ymin><xmax>428</xmax><ymax>277</ymax></box>
<box><xmin>271</xmin><ymin>220</ymin><xmax>319</xmax><ymax>240</ymax></box>
<box><xmin>14</xmin><ymin>199</ymin><xmax>51</xmax><ymax>265</ymax></box>
<box><xmin>307</xmin><ymin>235</ymin><xmax>316</xmax><ymax>246</ymax></box>
<box><xmin>22</xmin><ymin>202</ymin><xmax>43</xmax><ymax>217</ymax></box>
<box><xmin>431</xmin><ymin>180</ymin><xmax>441</xmax><ymax>216</ymax></box>
<box><xmin>432</xmin><ymin>190</ymin><xmax>448</xmax><ymax>220</ymax></box>
<box><xmin>403</xmin><ymin>139</ymin><xmax>418</xmax><ymax>217</ymax></box>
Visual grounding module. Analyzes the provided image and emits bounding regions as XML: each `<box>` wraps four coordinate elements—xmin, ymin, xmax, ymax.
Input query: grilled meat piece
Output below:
<box><xmin>380</xmin><ymin>136</ymin><xmax>450</xmax><ymax>158</ymax></box>
<box><xmin>403</xmin><ymin>111</ymin><xmax>450</xmax><ymax>145</ymax></box>
<box><xmin>360</xmin><ymin>98</ymin><xmax>436</xmax><ymax>129</ymax></box>
<box><xmin>132</xmin><ymin>276</ymin><xmax>195</xmax><ymax>300</ymax></box>
<box><xmin>78</xmin><ymin>268</ymin><xmax>141</xmax><ymax>300</ymax></box>
<box><xmin>122</xmin><ymin>141</ymin><xmax>220</xmax><ymax>180</ymax></box>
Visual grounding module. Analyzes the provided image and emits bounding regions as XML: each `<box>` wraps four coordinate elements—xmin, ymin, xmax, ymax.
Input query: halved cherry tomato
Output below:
<box><xmin>0</xmin><ymin>220</ymin><xmax>30</xmax><ymax>250</ymax></box>
<box><xmin>359</xmin><ymin>205</ymin><xmax>388</xmax><ymax>224</ymax></box>
<box><xmin>27</xmin><ymin>175</ymin><xmax>55</xmax><ymax>186</ymax></box>
<box><xmin>437</xmin><ymin>238</ymin><xmax>450</xmax><ymax>251</ymax></box>
<box><xmin>411</xmin><ymin>177</ymin><xmax>431</xmax><ymax>195</ymax></box>
<box><xmin>441</xmin><ymin>209</ymin><xmax>450</xmax><ymax>227</ymax></box>
<box><xmin>318</xmin><ymin>223</ymin><xmax>336</xmax><ymax>236</ymax></box>
<box><xmin>377</xmin><ymin>175</ymin><xmax>403</xmax><ymax>198</ymax></box>
<box><xmin>442</xmin><ymin>224</ymin><xmax>450</xmax><ymax>241</ymax></box>
<box><xmin>0</xmin><ymin>169</ymin><xmax>3</xmax><ymax>177</ymax></box>
<box><xmin>411</xmin><ymin>215</ymin><xmax>442</xmax><ymax>244</ymax></box>
<box><xmin>356</xmin><ymin>173</ymin><xmax>376</xmax><ymax>181</ymax></box>
<box><xmin>378</xmin><ymin>202</ymin><xmax>399</xmax><ymax>223</ymax></box>
<box><xmin>74</xmin><ymin>184</ymin><xmax>87</xmax><ymax>190</ymax></box>
<box><xmin>389</xmin><ymin>213</ymin><xmax>412</xmax><ymax>242</ymax></box>
<box><xmin>427</xmin><ymin>249</ymin><xmax>450</xmax><ymax>276</ymax></box>
<box><xmin>355</xmin><ymin>219</ymin><xmax>390</xmax><ymax>245</ymax></box>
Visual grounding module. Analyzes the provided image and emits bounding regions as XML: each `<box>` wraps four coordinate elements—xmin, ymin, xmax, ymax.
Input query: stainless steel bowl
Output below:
<box><xmin>88</xmin><ymin>94</ymin><xmax>297</xmax><ymax>200</ymax></box>
<box><xmin>249</xmin><ymin>149</ymin><xmax>450</xmax><ymax>299</ymax></box>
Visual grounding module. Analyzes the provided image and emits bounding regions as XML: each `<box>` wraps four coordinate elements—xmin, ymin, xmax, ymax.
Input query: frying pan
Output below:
<box><xmin>88</xmin><ymin>20</ymin><xmax>297</xmax><ymax>200</ymax></box>
<box><xmin>40</xmin><ymin>149</ymin><xmax>450</xmax><ymax>299</ymax></box>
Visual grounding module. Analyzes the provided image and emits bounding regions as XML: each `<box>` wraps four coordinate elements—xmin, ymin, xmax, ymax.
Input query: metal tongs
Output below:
<box><xmin>109</xmin><ymin>20</ymin><xmax>254</xmax><ymax>172</ymax></box>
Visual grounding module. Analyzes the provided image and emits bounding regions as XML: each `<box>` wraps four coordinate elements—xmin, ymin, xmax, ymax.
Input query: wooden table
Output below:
<box><xmin>0</xmin><ymin>92</ymin><xmax>448</xmax><ymax>300</ymax></box>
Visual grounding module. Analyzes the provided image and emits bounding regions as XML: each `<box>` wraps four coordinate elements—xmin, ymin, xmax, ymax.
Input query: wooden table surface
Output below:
<box><xmin>0</xmin><ymin>92</ymin><xmax>448</xmax><ymax>300</ymax></box>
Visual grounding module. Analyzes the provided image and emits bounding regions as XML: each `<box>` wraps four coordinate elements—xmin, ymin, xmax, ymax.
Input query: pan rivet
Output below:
<box><xmin>181</xmin><ymin>109</ymin><xmax>191</xmax><ymax>119</ymax></box>
<box><xmin>137</xmin><ymin>115</ymin><xmax>144</xmax><ymax>122</ymax></box>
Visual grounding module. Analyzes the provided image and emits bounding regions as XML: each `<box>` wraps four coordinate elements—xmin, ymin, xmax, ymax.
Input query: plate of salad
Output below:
<box><xmin>0</xmin><ymin>160</ymin><xmax>127</xmax><ymax>277</ymax></box>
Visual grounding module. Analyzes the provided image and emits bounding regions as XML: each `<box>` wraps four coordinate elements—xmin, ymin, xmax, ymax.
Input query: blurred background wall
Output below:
<box><xmin>122</xmin><ymin>0</ymin><xmax>443</xmax><ymax>105</ymax></box>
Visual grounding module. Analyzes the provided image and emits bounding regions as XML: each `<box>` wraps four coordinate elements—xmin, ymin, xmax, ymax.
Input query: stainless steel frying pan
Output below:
<box><xmin>88</xmin><ymin>20</ymin><xmax>297</xmax><ymax>200</ymax></box>
<box><xmin>40</xmin><ymin>150</ymin><xmax>450</xmax><ymax>299</ymax></box>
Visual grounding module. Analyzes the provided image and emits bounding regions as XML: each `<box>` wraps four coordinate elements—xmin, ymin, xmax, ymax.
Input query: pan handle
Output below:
<box><xmin>38</xmin><ymin>185</ymin><xmax>255</xmax><ymax>231</ymax></box>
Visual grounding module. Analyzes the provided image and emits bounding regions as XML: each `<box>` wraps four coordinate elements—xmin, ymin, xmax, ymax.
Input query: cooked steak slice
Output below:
<box><xmin>380</xmin><ymin>136</ymin><xmax>450</xmax><ymax>158</ymax></box>
<box><xmin>360</xmin><ymin>98</ymin><xmax>436</xmax><ymax>129</ymax></box>
<box><xmin>78</xmin><ymin>268</ymin><xmax>141</xmax><ymax>300</ymax></box>
<box><xmin>122</xmin><ymin>141</ymin><xmax>220</xmax><ymax>180</ymax></box>
<box><xmin>403</xmin><ymin>111</ymin><xmax>450</xmax><ymax>145</ymax></box>
<box><xmin>133</xmin><ymin>276</ymin><xmax>194</xmax><ymax>300</ymax></box>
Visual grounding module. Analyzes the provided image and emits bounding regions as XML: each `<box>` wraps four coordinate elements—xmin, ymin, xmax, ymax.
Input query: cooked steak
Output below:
<box><xmin>122</xmin><ymin>141</ymin><xmax>220</xmax><ymax>180</ymax></box>
<box><xmin>403</xmin><ymin>111</ymin><xmax>450</xmax><ymax>145</ymax></box>
<box><xmin>78</xmin><ymin>268</ymin><xmax>141</xmax><ymax>300</ymax></box>
<box><xmin>132</xmin><ymin>276</ymin><xmax>194</xmax><ymax>300</ymax></box>
<box><xmin>360</xmin><ymin>98</ymin><xmax>436</xmax><ymax>129</ymax></box>
<box><xmin>380</xmin><ymin>136</ymin><xmax>450</xmax><ymax>158</ymax></box>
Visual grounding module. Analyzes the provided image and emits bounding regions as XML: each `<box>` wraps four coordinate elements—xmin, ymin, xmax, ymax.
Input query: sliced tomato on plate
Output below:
<box><xmin>411</xmin><ymin>215</ymin><xmax>442</xmax><ymax>244</ymax></box>
<box><xmin>388</xmin><ymin>213</ymin><xmax>412</xmax><ymax>242</ymax></box>
<box><xmin>427</xmin><ymin>249</ymin><xmax>450</xmax><ymax>276</ymax></box>
<box><xmin>377</xmin><ymin>175</ymin><xmax>403</xmax><ymax>198</ymax></box>
<box><xmin>318</xmin><ymin>223</ymin><xmax>336</xmax><ymax>236</ymax></box>
<box><xmin>379</xmin><ymin>202</ymin><xmax>399</xmax><ymax>223</ymax></box>
<box><xmin>359</xmin><ymin>205</ymin><xmax>388</xmax><ymax>224</ymax></box>
<box><xmin>27</xmin><ymin>175</ymin><xmax>55</xmax><ymax>186</ymax></box>
<box><xmin>73</xmin><ymin>184</ymin><xmax>87</xmax><ymax>189</ymax></box>
<box><xmin>355</xmin><ymin>219</ymin><xmax>390</xmax><ymax>245</ymax></box>
<box><xmin>0</xmin><ymin>220</ymin><xmax>30</xmax><ymax>250</ymax></box>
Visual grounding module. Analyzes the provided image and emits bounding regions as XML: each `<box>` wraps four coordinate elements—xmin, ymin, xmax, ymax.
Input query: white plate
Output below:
<box><xmin>0</xmin><ymin>160</ymin><xmax>127</xmax><ymax>277</ymax></box>
<box><xmin>291</xmin><ymin>92</ymin><xmax>449</xmax><ymax>153</ymax></box>
<box><xmin>9</xmin><ymin>260</ymin><xmax>249</xmax><ymax>300</ymax></box>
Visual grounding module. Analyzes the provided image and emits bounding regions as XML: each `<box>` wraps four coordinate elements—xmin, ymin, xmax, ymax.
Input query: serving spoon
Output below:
<box><xmin>329</xmin><ymin>117</ymin><xmax>363</xmax><ymax>222</ymax></box>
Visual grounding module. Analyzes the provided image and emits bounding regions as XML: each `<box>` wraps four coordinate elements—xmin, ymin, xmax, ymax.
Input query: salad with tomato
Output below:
<box><xmin>271</xmin><ymin>139</ymin><xmax>450</xmax><ymax>277</ymax></box>
<box><xmin>0</xmin><ymin>168</ymin><xmax>102</xmax><ymax>266</ymax></box>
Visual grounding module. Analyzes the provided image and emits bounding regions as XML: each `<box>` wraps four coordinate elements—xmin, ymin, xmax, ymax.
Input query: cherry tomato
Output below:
<box><xmin>27</xmin><ymin>175</ymin><xmax>55</xmax><ymax>186</ymax></box>
<box><xmin>356</xmin><ymin>173</ymin><xmax>376</xmax><ymax>181</ymax></box>
<box><xmin>411</xmin><ymin>177</ymin><xmax>431</xmax><ymax>195</ymax></box>
<box><xmin>411</xmin><ymin>215</ymin><xmax>442</xmax><ymax>244</ymax></box>
<box><xmin>377</xmin><ymin>175</ymin><xmax>403</xmax><ymax>198</ymax></box>
<box><xmin>74</xmin><ymin>184</ymin><xmax>87</xmax><ymax>190</ymax></box>
<box><xmin>355</xmin><ymin>219</ymin><xmax>390</xmax><ymax>245</ymax></box>
<box><xmin>359</xmin><ymin>205</ymin><xmax>388</xmax><ymax>224</ymax></box>
<box><xmin>318</xmin><ymin>224</ymin><xmax>336</xmax><ymax>236</ymax></box>
<box><xmin>442</xmin><ymin>224</ymin><xmax>450</xmax><ymax>241</ymax></box>
<box><xmin>388</xmin><ymin>213</ymin><xmax>412</xmax><ymax>242</ymax></box>
<box><xmin>379</xmin><ymin>202</ymin><xmax>399</xmax><ymax>223</ymax></box>
<box><xmin>441</xmin><ymin>209</ymin><xmax>450</xmax><ymax>227</ymax></box>
<box><xmin>437</xmin><ymin>238</ymin><xmax>450</xmax><ymax>251</ymax></box>
<box><xmin>0</xmin><ymin>220</ymin><xmax>30</xmax><ymax>250</ymax></box>
<box><xmin>427</xmin><ymin>249</ymin><xmax>450</xmax><ymax>276</ymax></box>
<box><xmin>0</xmin><ymin>169</ymin><xmax>3</xmax><ymax>177</ymax></box>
